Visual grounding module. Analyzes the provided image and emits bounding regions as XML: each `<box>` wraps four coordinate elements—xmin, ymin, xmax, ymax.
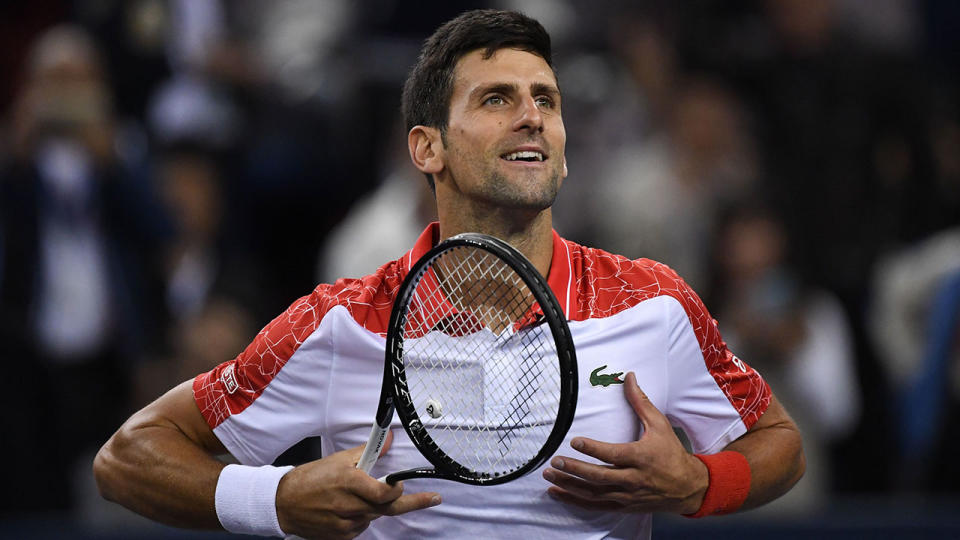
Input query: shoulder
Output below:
<box><xmin>564</xmin><ymin>240</ymin><xmax>696</xmax><ymax>321</ymax></box>
<box><xmin>290</xmin><ymin>256</ymin><xmax>407</xmax><ymax>338</ymax></box>
<box><xmin>192</xmin><ymin>257</ymin><xmax>407</xmax><ymax>429</ymax></box>
<box><xmin>564</xmin><ymin>240</ymin><xmax>771</xmax><ymax>431</ymax></box>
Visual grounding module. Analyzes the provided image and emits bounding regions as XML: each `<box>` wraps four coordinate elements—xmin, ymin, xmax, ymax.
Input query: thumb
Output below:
<box><xmin>623</xmin><ymin>372</ymin><xmax>658</xmax><ymax>427</ymax></box>
<box><xmin>341</xmin><ymin>441</ymin><xmax>369</xmax><ymax>464</ymax></box>
<box><xmin>344</xmin><ymin>428</ymin><xmax>395</xmax><ymax>466</ymax></box>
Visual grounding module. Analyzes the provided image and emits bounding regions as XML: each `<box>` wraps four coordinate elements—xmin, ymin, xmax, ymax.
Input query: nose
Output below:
<box><xmin>512</xmin><ymin>95</ymin><xmax>544</xmax><ymax>133</ymax></box>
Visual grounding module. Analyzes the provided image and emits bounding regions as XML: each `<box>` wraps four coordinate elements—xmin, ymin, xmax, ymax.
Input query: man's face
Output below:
<box><xmin>438</xmin><ymin>48</ymin><xmax>567</xmax><ymax>211</ymax></box>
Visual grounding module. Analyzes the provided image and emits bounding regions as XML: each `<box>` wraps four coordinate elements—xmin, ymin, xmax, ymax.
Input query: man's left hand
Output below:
<box><xmin>542</xmin><ymin>372</ymin><xmax>708</xmax><ymax>514</ymax></box>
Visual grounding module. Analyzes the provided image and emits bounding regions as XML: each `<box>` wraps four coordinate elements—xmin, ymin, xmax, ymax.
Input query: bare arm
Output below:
<box><xmin>723</xmin><ymin>394</ymin><xmax>805</xmax><ymax>511</ymax></box>
<box><xmin>93</xmin><ymin>381</ymin><xmax>227</xmax><ymax>528</ymax></box>
<box><xmin>94</xmin><ymin>380</ymin><xmax>442</xmax><ymax>538</ymax></box>
<box><xmin>543</xmin><ymin>372</ymin><xmax>804</xmax><ymax>515</ymax></box>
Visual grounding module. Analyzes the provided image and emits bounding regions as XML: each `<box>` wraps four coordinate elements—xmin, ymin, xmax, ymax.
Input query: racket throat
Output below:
<box><xmin>357</xmin><ymin>401</ymin><xmax>395</xmax><ymax>474</ymax></box>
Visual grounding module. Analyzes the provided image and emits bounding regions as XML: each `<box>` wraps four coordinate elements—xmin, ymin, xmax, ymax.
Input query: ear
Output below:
<box><xmin>408</xmin><ymin>125</ymin><xmax>444</xmax><ymax>176</ymax></box>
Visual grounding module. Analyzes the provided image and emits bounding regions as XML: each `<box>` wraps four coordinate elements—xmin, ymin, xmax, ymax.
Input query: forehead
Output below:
<box><xmin>450</xmin><ymin>48</ymin><xmax>558</xmax><ymax>96</ymax></box>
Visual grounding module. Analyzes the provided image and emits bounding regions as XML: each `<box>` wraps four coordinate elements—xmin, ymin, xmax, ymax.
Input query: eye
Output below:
<box><xmin>484</xmin><ymin>95</ymin><xmax>506</xmax><ymax>106</ymax></box>
<box><xmin>535</xmin><ymin>96</ymin><xmax>555</xmax><ymax>109</ymax></box>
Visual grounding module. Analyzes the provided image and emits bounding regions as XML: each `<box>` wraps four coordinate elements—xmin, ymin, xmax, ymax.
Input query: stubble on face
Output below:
<box><xmin>441</xmin><ymin>130</ymin><xmax>564</xmax><ymax>212</ymax></box>
<box><xmin>436</xmin><ymin>48</ymin><xmax>567</xmax><ymax>218</ymax></box>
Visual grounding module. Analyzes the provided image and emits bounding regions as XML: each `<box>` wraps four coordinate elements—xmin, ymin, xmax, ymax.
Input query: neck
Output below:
<box><xmin>437</xmin><ymin>204</ymin><xmax>554</xmax><ymax>278</ymax></box>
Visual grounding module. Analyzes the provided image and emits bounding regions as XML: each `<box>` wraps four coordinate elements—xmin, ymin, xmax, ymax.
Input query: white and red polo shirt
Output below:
<box><xmin>194</xmin><ymin>222</ymin><xmax>770</xmax><ymax>540</ymax></box>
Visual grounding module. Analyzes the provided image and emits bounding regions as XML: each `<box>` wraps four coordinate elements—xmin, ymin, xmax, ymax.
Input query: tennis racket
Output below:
<box><xmin>356</xmin><ymin>232</ymin><xmax>577</xmax><ymax>485</ymax></box>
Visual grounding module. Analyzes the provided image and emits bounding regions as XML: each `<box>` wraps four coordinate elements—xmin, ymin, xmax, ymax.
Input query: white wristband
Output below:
<box><xmin>215</xmin><ymin>464</ymin><xmax>294</xmax><ymax>537</ymax></box>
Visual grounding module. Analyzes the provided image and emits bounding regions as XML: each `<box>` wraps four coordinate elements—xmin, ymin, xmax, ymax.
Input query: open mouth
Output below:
<box><xmin>501</xmin><ymin>150</ymin><xmax>545</xmax><ymax>162</ymax></box>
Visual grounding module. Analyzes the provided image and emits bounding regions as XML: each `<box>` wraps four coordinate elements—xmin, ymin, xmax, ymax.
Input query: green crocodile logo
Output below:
<box><xmin>590</xmin><ymin>365</ymin><xmax>624</xmax><ymax>387</ymax></box>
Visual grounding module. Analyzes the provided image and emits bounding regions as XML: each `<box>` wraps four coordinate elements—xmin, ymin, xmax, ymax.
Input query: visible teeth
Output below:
<box><xmin>504</xmin><ymin>151</ymin><xmax>544</xmax><ymax>161</ymax></box>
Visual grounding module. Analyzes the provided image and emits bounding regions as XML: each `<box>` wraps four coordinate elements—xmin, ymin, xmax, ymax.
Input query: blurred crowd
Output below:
<box><xmin>1</xmin><ymin>0</ymin><xmax>958</xmax><ymax>529</ymax></box>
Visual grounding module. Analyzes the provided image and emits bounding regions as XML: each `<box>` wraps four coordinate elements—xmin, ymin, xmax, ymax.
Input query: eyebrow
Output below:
<box><xmin>531</xmin><ymin>82</ymin><xmax>561</xmax><ymax>101</ymax></box>
<box><xmin>469</xmin><ymin>81</ymin><xmax>562</xmax><ymax>103</ymax></box>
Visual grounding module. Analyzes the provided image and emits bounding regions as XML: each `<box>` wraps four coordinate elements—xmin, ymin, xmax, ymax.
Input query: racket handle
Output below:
<box><xmin>357</xmin><ymin>424</ymin><xmax>389</xmax><ymax>474</ymax></box>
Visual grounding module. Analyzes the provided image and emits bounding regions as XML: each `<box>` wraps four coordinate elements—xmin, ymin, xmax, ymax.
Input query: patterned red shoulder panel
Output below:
<box><xmin>193</xmin><ymin>261</ymin><xmax>405</xmax><ymax>429</ymax></box>
<box><xmin>565</xmin><ymin>242</ymin><xmax>770</xmax><ymax>429</ymax></box>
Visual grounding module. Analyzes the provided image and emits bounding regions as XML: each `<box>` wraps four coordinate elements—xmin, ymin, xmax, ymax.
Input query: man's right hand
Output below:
<box><xmin>276</xmin><ymin>432</ymin><xmax>442</xmax><ymax>539</ymax></box>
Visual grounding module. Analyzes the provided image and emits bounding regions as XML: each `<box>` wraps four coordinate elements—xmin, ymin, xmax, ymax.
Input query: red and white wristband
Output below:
<box><xmin>684</xmin><ymin>451</ymin><xmax>751</xmax><ymax>518</ymax></box>
<box><xmin>214</xmin><ymin>464</ymin><xmax>295</xmax><ymax>537</ymax></box>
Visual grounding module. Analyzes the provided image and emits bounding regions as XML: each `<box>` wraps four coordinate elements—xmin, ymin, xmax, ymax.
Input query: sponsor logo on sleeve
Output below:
<box><xmin>731</xmin><ymin>355</ymin><xmax>748</xmax><ymax>373</ymax></box>
<box><xmin>221</xmin><ymin>363</ymin><xmax>239</xmax><ymax>394</ymax></box>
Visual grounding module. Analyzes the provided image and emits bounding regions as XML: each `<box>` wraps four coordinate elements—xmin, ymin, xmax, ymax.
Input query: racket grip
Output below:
<box><xmin>357</xmin><ymin>424</ymin><xmax>389</xmax><ymax>474</ymax></box>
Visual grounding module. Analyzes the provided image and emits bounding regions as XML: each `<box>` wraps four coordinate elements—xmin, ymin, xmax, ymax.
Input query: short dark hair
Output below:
<box><xmin>401</xmin><ymin>9</ymin><xmax>554</xmax><ymax>190</ymax></box>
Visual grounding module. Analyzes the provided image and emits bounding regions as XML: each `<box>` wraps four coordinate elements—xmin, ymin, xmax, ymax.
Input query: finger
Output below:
<box><xmin>623</xmin><ymin>372</ymin><xmax>656</xmax><ymax>423</ymax></box>
<box><xmin>324</xmin><ymin>515</ymin><xmax>372</xmax><ymax>540</ymax></box>
<box><xmin>568</xmin><ymin>437</ymin><xmax>636</xmax><ymax>467</ymax></box>
<box><xmin>543</xmin><ymin>466</ymin><xmax>612</xmax><ymax>498</ymax></box>
<box><xmin>545</xmin><ymin>469</ymin><xmax>642</xmax><ymax>508</ymax></box>
<box><xmin>336</xmin><ymin>435</ymin><xmax>392</xmax><ymax>472</ymax></box>
<box><xmin>381</xmin><ymin>491</ymin><xmax>442</xmax><ymax>516</ymax></box>
<box><xmin>348</xmin><ymin>521</ymin><xmax>371</xmax><ymax>538</ymax></box>
<box><xmin>342</xmin><ymin>467</ymin><xmax>405</xmax><ymax>505</ymax></box>
<box><xmin>546</xmin><ymin>486</ymin><xmax>628</xmax><ymax>511</ymax></box>
<box><xmin>547</xmin><ymin>455</ymin><xmax>629</xmax><ymax>485</ymax></box>
<box><xmin>337</xmin><ymin>441</ymin><xmax>370</xmax><ymax>465</ymax></box>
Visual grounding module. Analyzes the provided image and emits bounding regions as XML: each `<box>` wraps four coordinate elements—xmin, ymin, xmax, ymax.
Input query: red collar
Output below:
<box><xmin>404</xmin><ymin>222</ymin><xmax>574</xmax><ymax>320</ymax></box>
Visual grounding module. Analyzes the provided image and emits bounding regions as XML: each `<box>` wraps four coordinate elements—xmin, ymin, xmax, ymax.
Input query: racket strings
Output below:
<box><xmin>436</xmin><ymin>250</ymin><xmax>527</xmax><ymax>333</ymax></box>
<box><xmin>487</xmin><ymin>328</ymin><xmax>555</xmax><ymax>454</ymax></box>
<box><xmin>400</xmin><ymin>246</ymin><xmax>562</xmax><ymax>478</ymax></box>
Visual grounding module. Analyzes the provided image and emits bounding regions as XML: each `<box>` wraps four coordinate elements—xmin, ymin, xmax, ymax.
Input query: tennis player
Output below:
<box><xmin>95</xmin><ymin>9</ymin><xmax>803</xmax><ymax>539</ymax></box>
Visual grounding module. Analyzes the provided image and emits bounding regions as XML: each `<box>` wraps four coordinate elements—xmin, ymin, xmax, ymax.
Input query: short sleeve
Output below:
<box><xmin>660</xmin><ymin>275</ymin><xmax>770</xmax><ymax>454</ymax></box>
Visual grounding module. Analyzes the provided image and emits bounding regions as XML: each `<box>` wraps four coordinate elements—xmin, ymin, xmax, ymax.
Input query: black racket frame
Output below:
<box><xmin>375</xmin><ymin>233</ymin><xmax>578</xmax><ymax>485</ymax></box>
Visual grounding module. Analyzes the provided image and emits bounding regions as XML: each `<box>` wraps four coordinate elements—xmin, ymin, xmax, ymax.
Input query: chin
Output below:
<box><xmin>493</xmin><ymin>190</ymin><xmax>559</xmax><ymax>212</ymax></box>
<box><xmin>495</xmin><ymin>171</ymin><xmax>561</xmax><ymax>205</ymax></box>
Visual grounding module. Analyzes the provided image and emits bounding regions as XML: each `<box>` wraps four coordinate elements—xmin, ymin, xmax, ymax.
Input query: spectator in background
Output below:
<box><xmin>552</xmin><ymin>12</ymin><xmax>676</xmax><ymax>247</ymax></box>
<box><xmin>0</xmin><ymin>2</ymin><xmax>69</xmax><ymax>118</ymax></box>
<box><xmin>0</xmin><ymin>24</ymin><xmax>164</xmax><ymax>514</ymax></box>
<box><xmin>178</xmin><ymin>0</ymin><xmax>383</xmax><ymax>313</ymax></box>
<box><xmin>317</xmin><ymin>119</ymin><xmax>437</xmax><ymax>283</ymax></box>
<box><xmin>558</xmin><ymin>73</ymin><xmax>756</xmax><ymax>292</ymax></box>
<box><xmin>690</xmin><ymin>0</ymin><xmax>942</xmax><ymax>493</ymax></box>
<box><xmin>709</xmin><ymin>202</ymin><xmax>860</xmax><ymax>514</ymax></box>
<box><xmin>131</xmin><ymin>143</ymin><xmax>260</xmax><ymax>406</ymax></box>
<box><xmin>732</xmin><ymin>0</ymin><xmax>936</xmax><ymax>302</ymax></box>
<box><xmin>869</xmin><ymin>226</ymin><xmax>960</xmax><ymax>492</ymax></box>
<box><xmin>159</xmin><ymin>146</ymin><xmax>226</xmax><ymax>321</ymax></box>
